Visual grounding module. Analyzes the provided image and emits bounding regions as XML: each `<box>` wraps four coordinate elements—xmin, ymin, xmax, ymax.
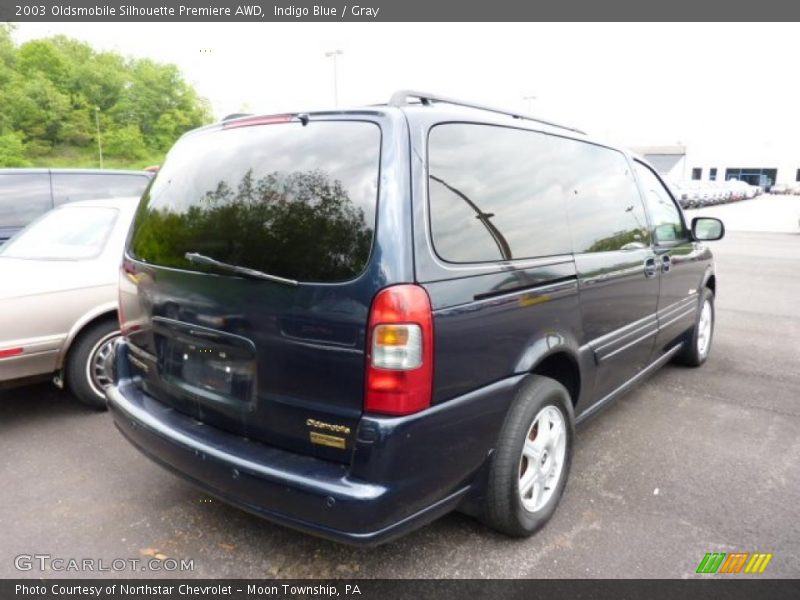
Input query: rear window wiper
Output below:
<box><xmin>184</xmin><ymin>252</ymin><xmax>299</xmax><ymax>287</ymax></box>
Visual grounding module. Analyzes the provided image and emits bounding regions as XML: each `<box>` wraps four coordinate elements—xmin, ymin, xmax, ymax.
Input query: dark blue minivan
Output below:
<box><xmin>107</xmin><ymin>91</ymin><xmax>725</xmax><ymax>544</ymax></box>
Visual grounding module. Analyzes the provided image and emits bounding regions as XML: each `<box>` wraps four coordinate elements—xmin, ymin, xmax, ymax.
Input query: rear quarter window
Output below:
<box><xmin>129</xmin><ymin>120</ymin><xmax>380</xmax><ymax>283</ymax></box>
<box><xmin>427</xmin><ymin>124</ymin><xmax>650</xmax><ymax>261</ymax></box>
<box><xmin>427</xmin><ymin>123</ymin><xmax>572</xmax><ymax>263</ymax></box>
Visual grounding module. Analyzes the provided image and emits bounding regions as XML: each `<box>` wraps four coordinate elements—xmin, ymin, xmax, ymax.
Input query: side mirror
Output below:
<box><xmin>692</xmin><ymin>217</ymin><xmax>725</xmax><ymax>241</ymax></box>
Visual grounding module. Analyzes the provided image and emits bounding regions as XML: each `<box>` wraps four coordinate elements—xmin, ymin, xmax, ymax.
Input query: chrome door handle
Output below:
<box><xmin>644</xmin><ymin>257</ymin><xmax>658</xmax><ymax>278</ymax></box>
<box><xmin>661</xmin><ymin>254</ymin><xmax>672</xmax><ymax>273</ymax></box>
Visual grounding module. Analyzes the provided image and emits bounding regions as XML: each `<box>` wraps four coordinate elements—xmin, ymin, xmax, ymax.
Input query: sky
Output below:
<box><xmin>13</xmin><ymin>22</ymin><xmax>800</xmax><ymax>154</ymax></box>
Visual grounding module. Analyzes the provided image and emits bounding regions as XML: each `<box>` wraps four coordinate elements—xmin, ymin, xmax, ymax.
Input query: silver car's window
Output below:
<box><xmin>0</xmin><ymin>206</ymin><xmax>118</xmax><ymax>260</ymax></box>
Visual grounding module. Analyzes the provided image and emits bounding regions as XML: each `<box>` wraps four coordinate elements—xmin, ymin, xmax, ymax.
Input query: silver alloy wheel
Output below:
<box><xmin>85</xmin><ymin>331</ymin><xmax>120</xmax><ymax>399</ymax></box>
<box><xmin>697</xmin><ymin>299</ymin><xmax>713</xmax><ymax>358</ymax></box>
<box><xmin>518</xmin><ymin>405</ymin><xmax>567</xmax><ymax>513</ymax></box>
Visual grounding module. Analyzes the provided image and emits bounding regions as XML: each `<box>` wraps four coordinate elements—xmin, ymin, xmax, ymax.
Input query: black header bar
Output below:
<box><xmin>2</xmin><ymin>0</ymin><xmax>800</xmax><ymax>21</ymax></box>
<box><xmin>3</xmin><ymin>579</ymin><xmax>800</xmax><ymax>600</ymax></box>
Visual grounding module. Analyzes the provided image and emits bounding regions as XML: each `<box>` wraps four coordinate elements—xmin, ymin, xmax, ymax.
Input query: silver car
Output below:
<box><xmin>0</xmin><ymin>197</ymin><xmax>138</xmax><ymax>408</ymax></box>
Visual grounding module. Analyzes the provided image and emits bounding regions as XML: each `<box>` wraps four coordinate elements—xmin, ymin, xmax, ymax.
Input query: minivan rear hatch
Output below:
<box><xmin>120</xmin><ymin>117</ymin><xmax>382</xmax><ymax>462</ymax></box>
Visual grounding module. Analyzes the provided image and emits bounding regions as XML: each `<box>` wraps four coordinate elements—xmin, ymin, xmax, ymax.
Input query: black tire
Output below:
<box><xmin>676</xmin><ymin>287</ymin><xmax>715</xmax><ymax>367</ymax></box>
<box><xmin>66</xmin><ymin>319</ymin><xmax>120</xmax><ymax>410</ymax></box>
<box><xmin>484</xmin><ymin>375</ymin><xmax>574</xmax><ymax>537</ymax></box>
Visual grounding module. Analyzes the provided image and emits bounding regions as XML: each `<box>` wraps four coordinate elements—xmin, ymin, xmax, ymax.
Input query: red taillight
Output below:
<box><xmin>365</xmin><ymin>285</ymin><xmax>434</xmax><ymax>416</ymax></box>
<box><xmin>0</xmin><ymin>347</ymin><xmax>23</xmax><ymax>358</ymax></box>
<box><xmin>222</xmin><ymin>114</ymin><xmax>294</xmax><ymax>129</ymax></box>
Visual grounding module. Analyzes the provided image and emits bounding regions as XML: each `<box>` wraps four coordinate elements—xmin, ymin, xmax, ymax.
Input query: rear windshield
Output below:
<box><xmin>0</xmin><ymin>206</ymin><xmax>118</xmax><ymax>260</ymax></box>
<box><xmin>129</xmin><ymin>120</ymin><xmax>380</xmax><ymax>282</ymax></box>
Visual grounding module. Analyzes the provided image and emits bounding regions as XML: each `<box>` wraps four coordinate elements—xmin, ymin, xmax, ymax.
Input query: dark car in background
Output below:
<box><xmin>0</xmin><ymin>168</ymin><xmax>152</xmax><ymax>243</ymax></box>
<box><xmin>107</xmin><ymin>91</ymin><xmax>725</xmax><ymax>545</ymax></box>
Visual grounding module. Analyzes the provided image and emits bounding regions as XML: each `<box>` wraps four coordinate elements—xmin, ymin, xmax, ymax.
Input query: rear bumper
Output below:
<box><xmin>0</xmin><ymin>349</ymin><xmax>59</xmax><ymax>383</ymax></box>
<box><xmin>107</xmin><ymin>342</ymin><xmax>522</xmax><ymax>545</ymax></box>
<box><xmin>108</xmin><ymin>382</ymin><xmax>464</xmax><ymax>544</ymax></box>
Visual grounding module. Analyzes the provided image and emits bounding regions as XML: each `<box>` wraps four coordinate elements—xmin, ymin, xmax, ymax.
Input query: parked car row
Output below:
<box><xmin>669</xmin><ymin>179</ymin><xmax>762</xmax><ymax>209</ymax></box>
<box><xmin>769</xmin><ymin>182</ymin><xmax>800</xmax><ymax>195</ymax></box>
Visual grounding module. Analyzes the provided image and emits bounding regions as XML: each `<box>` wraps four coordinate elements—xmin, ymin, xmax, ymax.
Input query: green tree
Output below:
<box><xmin>0</xmin><ymin>29</ymin><xmax>211</xmax><ymax>167</ymax></box>
<box><xmin>4</xmin><ymin>73</ymin><xmax>71</xmax><ymax>144</ymax></box>
<box><xmin>0</xmin><ymin>132</ymin><xmax>30</xmax><ymax>166</ymax></box>
<box><xmin>111</xmin><ymin>59</ymin><xmax>209</xmax><ymax>150</ymax></box>
<box><xmin>0</xmin><ymin>24</ymin><xmax>18</xmax><ymax>69</ymax></box>
<box><xmin>75</xmin><ymin>52</ymin><xmax>126</xmax><ymax>110</ymax></box>
<box><xmin>104</xmin><ymin>124</ymin><xmax>148</xmax><ymax>159</ymax></box>
<box><xmin>18</xmin><ymin>39</ymin><xmax>69</xmax><ymax>86</ymax></box>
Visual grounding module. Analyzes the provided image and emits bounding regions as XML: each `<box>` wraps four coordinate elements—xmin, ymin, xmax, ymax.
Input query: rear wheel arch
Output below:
<box><xmin>60</xmin><ymin>310</ymin><xmax>119</xmax><ymax>371</ymax></box>
<box><xmin>458</xmin><ymin>351</ymin><xmax>581</xmax><ymax>519</ymax></box>
<box><xmin>529</xmin><ymin>351</ymin><xmax>581</xmax><ymax>408</ymax></box>
<box><xmin>57</xmin><ymin>303</ymin><xmax>119</xmax><ymax>370</ymax></box>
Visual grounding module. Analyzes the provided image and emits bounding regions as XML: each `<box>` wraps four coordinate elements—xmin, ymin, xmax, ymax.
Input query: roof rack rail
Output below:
<box><xmin>388</xmin><ymin>90</ymin><xmax>586</xmax><ymax>135</ymax></box>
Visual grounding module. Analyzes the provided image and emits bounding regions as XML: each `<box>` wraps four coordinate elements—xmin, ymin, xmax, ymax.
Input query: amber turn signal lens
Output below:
<box><xmin>375</xmin><ymin>325</ymin><xmax>410</xmax><ymax>347</ymax></box>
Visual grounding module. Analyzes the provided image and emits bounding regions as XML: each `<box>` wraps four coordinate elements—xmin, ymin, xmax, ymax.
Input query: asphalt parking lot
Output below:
<box><xmin>1</xmin><ymin>197</ymin><xmax>799</xmax><ymax>579</ymax></box>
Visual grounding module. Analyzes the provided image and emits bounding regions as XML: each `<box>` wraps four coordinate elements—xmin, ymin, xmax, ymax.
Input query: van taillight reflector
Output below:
<box><xmin>365</xmin><ymin>285</ymin><xmax>434</xmax><ymax>416</ymax></box>
<box><xmin>223</xmin><ymin>114</ymin><xmax>294</xmax><ymax>129</ymax></box>
<box><xmin>0</xmin><ymin>347</ymin><xmax>23</xmax><ymax>358</ymax></box>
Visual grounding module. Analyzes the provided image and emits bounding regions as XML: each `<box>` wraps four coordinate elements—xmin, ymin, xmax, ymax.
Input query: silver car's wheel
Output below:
<box><xmin>67</xmin><ymin>319</ymin><xmax>121</xmax><ymax>409</ymax></box>
<box><xmin>518</xmin><ymin>405</ymin><xmax>567</xmax><ymax>513</ymax></box>
<box><xmin>86</xmin><ymin>331</ymin><xmax>120</xmax><ymax>399</ymax></box>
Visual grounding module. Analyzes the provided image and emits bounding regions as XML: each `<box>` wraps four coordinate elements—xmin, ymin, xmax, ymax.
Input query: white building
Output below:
<box><xmin>632</xmin><ymin>141</ymin><xmax>800</xmax><ymax>190</ymax></box>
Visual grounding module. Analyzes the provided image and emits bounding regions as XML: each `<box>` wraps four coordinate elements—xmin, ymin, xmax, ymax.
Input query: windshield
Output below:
<box><xmin>0</xmin><ymin>206</ymin><xmax>118</xmax><ymax>260</ymax></box>
<box><xmin>128</xmin><ymin>120</ymin><xmax>381</xmax><ymax>283</ymax></box>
